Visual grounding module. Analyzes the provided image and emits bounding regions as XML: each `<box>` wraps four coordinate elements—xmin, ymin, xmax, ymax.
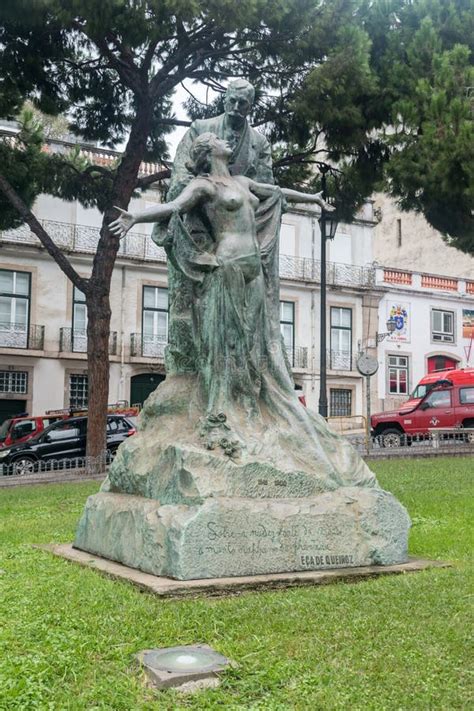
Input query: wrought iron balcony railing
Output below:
<box><xmin>286</xmin><ymin>346</ymin><xmax>309</xmax><ymax>368</ymax></box>
<box><xmin>0</xmin><ymin>219</ymin><xmax>375</xmax><ymax>289</ymax></box>
<box><xmin>0</xmin><ymin>219</ymin><xmax>167</xmax><ymax>264</ymax></box>
<box><xmin>130</xmin><ymin>333</ymin><xmax>167</xmax><ymax>359</ymax></box>
<box><xmin>327</xmin><ymin>349</ymin><xmax>355</xmax><ymax>371</ymax></box>
<box><xmin>59</xmin><ymin>328</ymin><xmax>118</xmax><ymax>355</ymax></box>
<box><xmin>278</xmin><ymin>254</ymin><xmax>375</xmax><ymax>288</ymax></box>
<box><xmin>0</xmin><ymin>322</ymin><xmax>44</xmax><ymax>350</ymax></box>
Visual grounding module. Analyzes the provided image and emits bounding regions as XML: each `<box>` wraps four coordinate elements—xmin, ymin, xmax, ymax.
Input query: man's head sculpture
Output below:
<box><xmin>223</xmin><ymin>79</ymin><xmax>255</xmax><ymax>124</ymax></box>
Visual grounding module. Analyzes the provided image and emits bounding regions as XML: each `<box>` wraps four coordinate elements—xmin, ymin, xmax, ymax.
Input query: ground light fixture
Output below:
<box><xmin>137</xmin><ymin>645</ymin><xmax>231</xmax><ymax>690</ymax></box>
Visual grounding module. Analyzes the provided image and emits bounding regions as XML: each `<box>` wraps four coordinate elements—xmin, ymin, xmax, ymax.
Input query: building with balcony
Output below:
<box><xmin>0</xmin><ymin>172</ymin><xmax>382</xmax><ymax>424</ymax></box>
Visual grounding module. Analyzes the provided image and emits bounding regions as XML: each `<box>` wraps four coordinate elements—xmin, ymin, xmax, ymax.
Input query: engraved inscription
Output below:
<box><xmin>300</xmin><ymin>554</ymin><xmax>354</xmax><ymax>567</ymax></box>
<box><xmin>200</xmin><ymin>521</ymin><xmax>356</xmax><ymax>567</ymax></box>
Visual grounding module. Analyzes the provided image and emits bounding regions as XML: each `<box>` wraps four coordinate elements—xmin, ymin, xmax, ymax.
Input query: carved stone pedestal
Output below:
<box><xmin>74</xmin><ymin>486</ymin><xmax>410</xmax><ymax>580</ymax></box>
<box><xmin>74</xmin><ymin>376</ymin><xmax>410</xmax><ymax>581</ymax></box>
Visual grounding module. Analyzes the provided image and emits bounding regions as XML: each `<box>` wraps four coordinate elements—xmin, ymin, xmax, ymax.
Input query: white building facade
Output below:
<box><xmin>374</xmin><ymin>266</ymin><xmax>474</xmax><ymax>412</ymax></box>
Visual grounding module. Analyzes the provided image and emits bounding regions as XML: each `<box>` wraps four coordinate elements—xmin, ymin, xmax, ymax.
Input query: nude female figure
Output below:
<box><xmin>109</xmin><ymin>132</ymin><xmax>333</xmax><ymax>280</ymax></box>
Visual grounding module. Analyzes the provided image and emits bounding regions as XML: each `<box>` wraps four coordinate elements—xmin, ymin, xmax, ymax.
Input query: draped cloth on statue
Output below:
<box><xmin>150</xmin><ymin>189</ymin><xmax>375</xmax><ymax>490</ymax></box>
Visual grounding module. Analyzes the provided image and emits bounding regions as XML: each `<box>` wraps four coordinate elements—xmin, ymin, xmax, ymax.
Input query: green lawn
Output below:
<box><xmin>0</xmin><ymin>458</ymin><xmax>472</xmax><ymax>710</ymax></box>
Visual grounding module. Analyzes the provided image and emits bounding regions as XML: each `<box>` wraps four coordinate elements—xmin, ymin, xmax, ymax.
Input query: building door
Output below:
<box><xmin>130</xmin><ymin>373</ymin><xmax>165</xmax><ymax>407</ymax></box>
<box><xmin>0</xmin><ymin>399</ymin><xmax>27</xmax><ymax>425</ymax></box>
<box><xmin>427</xmin><ymin>355</ymin><xmax>458</xmax><ymax>373</ymax></box>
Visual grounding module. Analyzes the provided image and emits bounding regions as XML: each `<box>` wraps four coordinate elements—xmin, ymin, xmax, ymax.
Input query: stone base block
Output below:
<box><xmin>74</xmin><ymin>487</ymin><xmax>410</xmax><ymax>580</ymax></box>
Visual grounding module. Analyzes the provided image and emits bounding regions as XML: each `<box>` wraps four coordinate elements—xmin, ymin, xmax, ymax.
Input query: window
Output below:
<box><xmin>72</xmin><ymin>286</ymin><xmax>87</xmax><ymax>353</ymax></box>
<box><xmin>411</xmin><ymin>383</ymin><xmax>432</xmax><ymax>400</ymax></box>
<box><xmin>330</xmin><ymin>389</ymin><xmax>352</xmax><ymax>416</ymax></box>
<box><xmin>388</xmin><ymin>355</ymin><xmax>409</xmax><ymax>394</ymax></box>
<box><xmin>0</xmin><ymin>371</ymin><xmax>28</xmax><ymax>394</ymax></box>
<box><xmin>431</xmin><ymin>309</ymin><xmax>455</xmax><ymax>343</ymax></box>
<box><xmin>330</xmin><ymin>307</ymin><xmax>352</xmax><ymax>370</ymax></box>
<box><xmin>107</xmin><ymin>417</ymin><xmax>132</xmax><ymax>433</ymax></box>
<box><xmin>142</xmin><ymin>286</ymin><xmax>168</xmax><ymax>357</ymax></box>
<box><xmin>460</xmin><ymin>387</ymin><xmax>474</xmax><ymax>405</ymax></box>
<box><xmin>423</xmin><ymin>390</ymin><xmax>452</xmax><ymax>408</ymax></box>
<box><xmin>0</xmin><ymin>269</ymin><xmax>30</xmax><ymax>348</ymax></box>
<box><xmin>11</xmin><ymin>420</ymin><xmax>36</xmax><ymax>439</ymax></box>
<box><xmin>279</xmin><ymin>223</ymin><xmax>296</xmax><ymax>256</ymax></box>
<box><xmin>69</xmin><ymin>374</ymin><xmax>88</xmax><ymax>409</ymax></box>
<box><xmin>280</xmin><ymin>301</ymin><xmax>295</xmax><ymax>364</ymax></box>
<box><xmin>330</xmin><ymin>233</ymin><xmax>351</xmax><ymax>264</ymax></box>
<box><xmin>46</xmin><ymin>419</ymin><xmax>83</xmax><ymax>441</ymax></box>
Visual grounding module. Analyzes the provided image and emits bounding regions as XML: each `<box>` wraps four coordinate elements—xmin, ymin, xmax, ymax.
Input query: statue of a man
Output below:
<box><xmin>168</xmin><ymin>78</ymin><xmax>274</xmax><ymax>201</ymax></box>
<box><xmin>158</xmin><ymin>79</ymin><xmax>275</xmax><ymax>374</ymax></box>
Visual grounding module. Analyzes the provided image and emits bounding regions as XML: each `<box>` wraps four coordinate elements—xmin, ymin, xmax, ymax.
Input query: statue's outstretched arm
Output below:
<box><xmin>108</xmin><ymin>179</ymin><xmax>214</xmax><ymax>238</ymax></box>
<box><xmin>280</xmin><ymin>187</ymin><xmax>335</xmax><ymax>211</ymax></box>
<box><xmin>243</xmin><ymin>177</ymin><xmax>335</xmax><ymax>212</ymax></box>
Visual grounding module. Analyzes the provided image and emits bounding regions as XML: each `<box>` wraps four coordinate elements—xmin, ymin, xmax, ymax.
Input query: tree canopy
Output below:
<box><xmin>0</xmin><ymin>0</ymin><xmax>329</xmax><ymax>459</ymax></box>
<box><xmin>267</xmin><ymin>0</ymin><xmax>473</xmax><ymax>253</ymax></box>
<box><xmin>1</xmin><ymin>0</ymin><xmax>472</xmax><ymax>252</ymax></box>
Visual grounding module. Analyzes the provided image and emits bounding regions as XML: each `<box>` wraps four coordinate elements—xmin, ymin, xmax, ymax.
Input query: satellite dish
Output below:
<box><xmin>356</xmin><ymin>352</ymin><xmax>379</xmax><ymax>376</ymax></box>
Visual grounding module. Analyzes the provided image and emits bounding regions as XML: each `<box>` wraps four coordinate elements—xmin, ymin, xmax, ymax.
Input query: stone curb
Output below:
<box><xmin>38</xmin><ymin>543</ymin><xmax>451</xmax><ymax>598</ymax></box>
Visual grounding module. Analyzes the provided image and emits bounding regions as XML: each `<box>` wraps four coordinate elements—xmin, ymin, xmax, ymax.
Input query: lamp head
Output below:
<box><xmin>387</xmin><ymin>317</ymin><xmax>397</xmax><ymax>333</ymax></box>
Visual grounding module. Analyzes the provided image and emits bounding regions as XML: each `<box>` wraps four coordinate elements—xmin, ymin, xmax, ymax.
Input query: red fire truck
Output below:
<box><xmin>371</xmin><ymin>368</ymin><xmax>474</xmax><ymax>447</ymax></box>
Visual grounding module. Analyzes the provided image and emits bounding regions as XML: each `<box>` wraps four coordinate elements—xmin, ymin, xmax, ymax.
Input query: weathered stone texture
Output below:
<box><xmin>75</xmin><ymin>487</ymin><xmax>409</xmax><ymax>580</ymax></box>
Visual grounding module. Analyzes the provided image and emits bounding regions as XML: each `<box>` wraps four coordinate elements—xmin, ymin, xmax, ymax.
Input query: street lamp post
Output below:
<box><xmin>318</xmin><ymin>167</ymin><xmax>339</xmax><ymax>418</ymax></box>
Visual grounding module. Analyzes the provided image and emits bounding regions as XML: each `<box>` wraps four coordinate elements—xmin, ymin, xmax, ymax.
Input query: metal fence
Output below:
<box><xmin>0</xmin><ymin>451</ymin><xmax>112</xmax><ymax>478</ymax></box>
<box><xmin>130</xmin><ymin>333</ymin><xmax>167</xmax><ymax>359</ymax></box>
<box><xmin>1</xmin><ymin>431</ymin><xmax>473</xmax><ymax>483</ymax></box>
<box><xmin>286</xmin><ymin>346</ymin><xmax>308</xmax><ymax>368</ymax></box>
<box><xmin>279</xmin><ymin>253</ymin><xmax>375</xmax><ymax>288</ymax></box>
<box><xmin>59</xmin><ymin>327</ymin><xmax>118</xmax><ymax>355</ymax></box>
<box><xmin>327</xmin><ymin>349</ymin><xmax>355</xmax><ymax>371</ymax></box>
<box><xmin>347</xmin><ymin>430</ymin><xmax>474</xmax><ymax>458</ymax></box>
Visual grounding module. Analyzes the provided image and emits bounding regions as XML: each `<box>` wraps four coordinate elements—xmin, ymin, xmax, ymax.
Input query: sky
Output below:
<box><xmin>167</xmin><ymin>81</ymin><xmax>220</xmax><ymax>160</ymax></box>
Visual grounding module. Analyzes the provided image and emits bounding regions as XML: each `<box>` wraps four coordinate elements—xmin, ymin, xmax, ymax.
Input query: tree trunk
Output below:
<box><xmin>84</xmin><ymin>100</ymin><xmax>152</xmax><ymax>471</ymax></box>
<box><xmin>85</xmin><ymin>290</ymin><xmax>111</xmax><ymax>471</ymax></box>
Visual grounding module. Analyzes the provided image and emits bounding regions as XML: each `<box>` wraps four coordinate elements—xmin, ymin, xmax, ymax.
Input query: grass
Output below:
<box><xmin>0</xmin><ymin>457</ymin><xmax>472</xmax><ymax>710</ymax></box>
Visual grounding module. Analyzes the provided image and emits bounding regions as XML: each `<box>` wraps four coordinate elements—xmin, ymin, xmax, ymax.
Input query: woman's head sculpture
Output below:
<box><xmin>187</xmin><ymin>133</ymin><xmax>231</xmax><ymax>176</ymax></box>
<box><xmin>187</xmin><ymin>133</ymin><xmax>216</xmax><ymax>175</ymax></box>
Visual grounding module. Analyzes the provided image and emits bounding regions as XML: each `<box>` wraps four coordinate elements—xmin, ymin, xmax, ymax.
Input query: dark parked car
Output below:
<box><xmin>0</xmin><ymin>415</ymin><xmax>136</xmax><ymax>476</ymax></box>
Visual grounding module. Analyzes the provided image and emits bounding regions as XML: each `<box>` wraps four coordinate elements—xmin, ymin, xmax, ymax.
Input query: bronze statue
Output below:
<box><xmin>110</xmin><ymin>132</ymin><xmax>373</xmax><ymax>485</ymax></box>
<box><xmin>74</xmin><ymin>82</ymin><xmax>410</xmax><ymax>581</ymax></box>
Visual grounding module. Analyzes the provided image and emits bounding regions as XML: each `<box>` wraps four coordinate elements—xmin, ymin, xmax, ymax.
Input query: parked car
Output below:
<box><xmin>0</xmin><ymin>415</ymin><xmax>136</xmax><ymax>476</ymax></box>
<box><xmin>0</xmin><ymin>414</ymin><xmax>67</xmax><ymax>450</ymax></box>
<box><xmin>371</xmin><ymin>371</ymin><xmax>474</xmax><ymax>447</ymax></box>
<box><xmin>0</xmin><ymin>401</ymin><xmax>140</xmax><ymax>451</ymax></box>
